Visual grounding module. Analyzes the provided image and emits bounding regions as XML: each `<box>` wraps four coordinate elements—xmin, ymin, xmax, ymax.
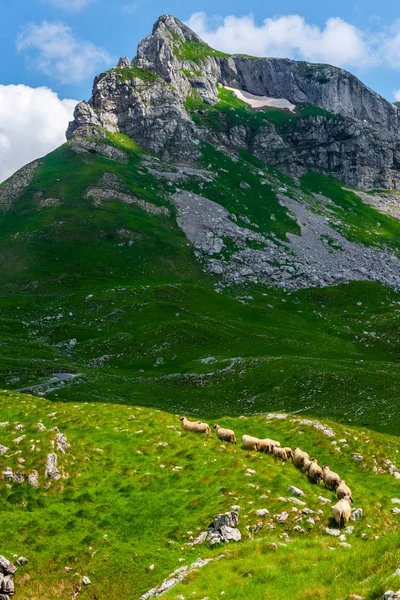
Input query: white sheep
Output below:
<box><xmin>336</xmin><ymin>480</ymin><xmax>353</xmax><ymax>502</ymax></box>
<box><xmin>293</xmin><ymin>447</ymin><xmax>310</xmax><ymax>469</ymax></box>
<box><xmin>214</xmin><ymin>424</ymin><xmax>236</xmax><ymax>444</ymax></box>
<box><xmin>179</xmin><ymin>417</ymin><xmax>211</xmax><ymax>434</ymax></box>
<box><xmin>242</xmin><ymin>435</ymin><xmax>259</xmax><ymax>451</ymax></box>
<box><xmin>273</xmin><ymin>446</ymin><xmax>288</xmax><ymax>461</ymax></box>
<box><xmin>282</xmin><ymin>447</ymin><xmax>294</xmax><ymax>459</ymax></box>
<box><xmin>257</xmin><ymin>438</ymin><xmax>281</xmax><ymax>453</ymax></box>
<box><xmin>332</xmin><ymin>498</ymin><xmax>352</xmax><ymax>527</ymax></box>
<box><xmin>322</xmin><ymin>465</ymin><xmax>341</xmax><ymax>490</ymax></box>
<box><xmin>308</xmin><ymin>458</ymin><xmax>323</xmax><ymax>483</ymax></box>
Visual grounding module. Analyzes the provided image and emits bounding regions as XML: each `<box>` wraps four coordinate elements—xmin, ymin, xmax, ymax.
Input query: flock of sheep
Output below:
<box><xmin>179</xmin><ymin>417</ymin><xmax>355</xmax><ymax>528</ymax></box>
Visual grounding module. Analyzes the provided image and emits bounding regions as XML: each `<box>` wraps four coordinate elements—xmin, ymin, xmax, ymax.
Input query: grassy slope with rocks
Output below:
<box><xmin>0</xmin><ymin>47</ymin><xmax>400</xmax><ymax>600</ymax></box>
<box><xmin>1</xmin><ymin>134</ymin><xmax>400</xmax><ymax>433</ymax></box>
<box><xmin>1</xmin><ymin>391</ymin><xmax>399</xmax><ymax>600</ymax></box>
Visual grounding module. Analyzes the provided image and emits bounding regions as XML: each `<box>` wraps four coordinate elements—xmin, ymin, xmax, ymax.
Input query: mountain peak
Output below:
<box><xmin>151</xmin><ymin>14</ymin><xmax>204</xmax><ymax>44</ymax></box>
<box><xmin>67</xmin><ymin>14</ymin><xmax>400</xmax><ymax>191</ymax></box>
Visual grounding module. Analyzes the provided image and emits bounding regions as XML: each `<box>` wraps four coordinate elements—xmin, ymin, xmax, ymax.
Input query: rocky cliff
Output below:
<box><xmin>67</xmin><ymin>15</ymin><xmax>400</xmax><ymax>191</ymax></box>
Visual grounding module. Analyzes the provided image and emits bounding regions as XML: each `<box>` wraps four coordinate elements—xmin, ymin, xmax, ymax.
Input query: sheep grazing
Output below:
<box><xmin>282</xmin><ymin>447</ymin><xmax>294</xmax><ymax>459</ymax></box>
<box><xmin>308</xmin><ymin>458</ymin><xmax>323</xmax><ymax>483</ymax></box>
<box><xmin>293</xmin><ymin>447</ymin><xmax>310</xmax><ymax>469</ymax></box>
<box><xmin>303</xmin><ymin>457</ymin><xmax>312</xmax><ymax>473</ymax></box>
<box><xmin>179</xmin><ymin>417</ymin><xmax>211</xmax><ymax>435</ymax></box>
<box><xmin>273</xmin><ymin>446</ymin><xmax>288</xmax><ymax>461</ymax></box>
<box><xmin>336</xmin><ymin>480</ymin><xmax>353</xmax><ymax>503</ymax></box>
<box><xmin>322</xmin><ymin>465</ymin><xmax>341</xmax><ymax>490</ymax></box>
<box><xmin>242</xmin><ymin>435</ymin><xmax>259</xmax><ymax>451</ymax></box>
<box><xmin>214</xmin><ymin>425</ymin><xmax>236</xmax><ymax>444</ymax></box>
<box><xmin>257</xmin><ymin>438</ymin><xmax>281</xmax><ymax>453</ymax></box>
<box><xmin>332</xmin><ymin>498</ymin><xmax>352</xmax><ymax>528</ymax></box>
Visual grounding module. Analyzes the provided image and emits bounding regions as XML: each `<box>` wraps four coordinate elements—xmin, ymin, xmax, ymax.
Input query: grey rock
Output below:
<box><xmin>28</xmin><ymin>470</ymin><xmax>39</xmax><ymax>487</ymax></box>
<box><xmin>0</xmin><ymin>556</ymin><xmax>17</xmax><ymax>575</ymax></box>
<box><xmin>325</xmin><ymin>528</ymin><xmax>341</xmax><ymax>536</ymax></box>
<box><xmin>318</xmin><ymin>496</ymin><xmax>331</xmax><ymax>504</ymax></box>
<box><xmin>45</xmin><ymin>453</ymin><xmax>61</xmax><ymax>480</ymax></box>
<box><xmin>139</xmin><ymin>554</ymin><xmax>215</xmax><ymax>599</ymax></box>
<box><xmin>255</xmin><ymin>508</ymin><xmax>269</xmax><ymax>516</ymax></box>
<box><xmin>56</xmin><ymin>432</ymin><xmax>70</xmax><ymax>454</ymax></box>
<box><xmin>351</xmin><ymin>508</ymin><xmax>363</xmax><ymax>521</ymax></box>
<box><xmin>1</xmin><ymin>576</ymin><xmax>14</xmax><ymax>595</ymax></box>
<box><xmin>214</xmin><ymin>510</ymin><xmax>239</xmax><ymax>529</ymax></box>
<box><xmin>277</xmin><ymin>511</ymin><xmax>289</xmax><ymax>522</ymax></box>
<box><xmin>208</xmin><ymin>532</ymin><xmax>223</xmax><ymax>545</ymax></box>
<box><xmin>220</xmin><ymin>525</ymin><xmax>241</xmax><ymax>542</ymax></box>
<box><xmin>288</xmin><ymin>485</ymin><xmax>305</xmax><ymax>497</ymax></box>
<box><xmin>2</xmin><ymin>468</ymin><xmax>13</xmax><ymax>482</ymax></box>
<box><xmin>13</xmin><ymin>471</ymin><xmax>25</xmax><ymax>483</ymax></box>
<box><xmin>287</xmin><ymin>497</ymin><xmax>306</xmax><ymax>506</ymax></box>
<box><xmin>0</xmin><ymin>160</ymin><xmax>40</xmax><ymax>211</ymax></box>
<box><xmin>0</xmin><ymin>446</ymin><xmax>8</xmax><ymax>455</ymax></box>
<box><xmin>16</xmin><ymin>557</ymin><xmax>28</xmax><ymax>566</ymax></box>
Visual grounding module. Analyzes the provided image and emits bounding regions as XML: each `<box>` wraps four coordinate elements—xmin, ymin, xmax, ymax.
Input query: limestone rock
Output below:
<box><xmin>45</xmin><ymin>453</ymin><xmax>61</xmax><ymax>480</ymax></box>
<box><xmin>288</xmin><ymin>485</ymin><xmax>305</xmax><ymax>497</ymax></box>
<box><xmin>0</xmin><ymin>556</ymin><xmax>17</xmax><ymax>575</ymax></box>
<box><xmin>56</xmin><ymin>432</ymin><xmax>70</xmax><ymax>454</ymax></box>
<box><xmin>351</xmin><ymin>508</ymin><xmax>363</xmax><ymax>521</ymax></box>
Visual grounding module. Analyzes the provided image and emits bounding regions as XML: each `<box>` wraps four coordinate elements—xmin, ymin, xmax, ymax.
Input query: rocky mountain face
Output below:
<box><xmin>67</xmin><ymin>15</ymin><xmax>400</xmax><ymax>191</ymax></box>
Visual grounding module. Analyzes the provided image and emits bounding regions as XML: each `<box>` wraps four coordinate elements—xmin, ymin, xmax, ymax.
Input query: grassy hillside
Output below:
<box><xmin>1</xmin><ymin>135</ymin><xmax>400</xmax><ymax>434</ymax></box>
<box><xmin>1</xmin><ymin>391</ymin><xmax>399</xmax><ymax>600</ymax></box>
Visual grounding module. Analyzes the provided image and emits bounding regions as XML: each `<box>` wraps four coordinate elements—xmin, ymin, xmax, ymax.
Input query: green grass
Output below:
<box><xmin>185</xmin><ymin>87</ymin><xmax>340</xmax><ymax>134</ymax></box>
<box><xmin>1</xmin><ymin>391</ymin><xmax>399</xmax><ymax>599</ymax></box>
<box><xmin>181</xmin><ymin>67</ymin><xmax>204</xmax><ymax>78</ymax></box>
<box><xmin>301</xmin><ymin>172</ymin><xmax>400</xmax><ymax>252</ymax></box>
<box><xmin>174</xmin><ymin>39</ymin><xmax>230</xmax><ymax>62</ymax></box>
<box><xmin>109</xmin><ymin>66</ymin><xmax>160</xmax><ymax>84</ymax></box>
<box><xmin>1</xmin><ymin>138</ymin><xmax>400</xmax><ymax>435</ymax></box>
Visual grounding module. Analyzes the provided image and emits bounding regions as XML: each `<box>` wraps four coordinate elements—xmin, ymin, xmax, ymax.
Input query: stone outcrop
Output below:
<box><xmin>0</xmin><ymin>160</ymin><xmax>40</xmax><ymax>212</ymax></box>
<box><xmin>207</xmin><ymin>510</ymin><xmax>241</xmax><ymax>544</ymax></box>
<box><xmin>66</xmin><ymin>14</ymin><xmax>400</xmax><ymax>191</ymax></box>
<box><xmin>0</xmin><ymin>556</ymin><xmax>17</xmax><ymax>598</ymax></box>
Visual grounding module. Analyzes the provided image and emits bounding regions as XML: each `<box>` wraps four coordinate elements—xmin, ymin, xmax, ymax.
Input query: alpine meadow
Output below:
<box><xmin>1</xmin><ymin>13</ymin><xmax>400</xmax><ymax>600</ymax></box>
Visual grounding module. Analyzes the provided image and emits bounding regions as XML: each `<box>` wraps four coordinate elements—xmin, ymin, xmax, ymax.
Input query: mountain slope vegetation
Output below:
<box><xmin>1</xmin><ymin>13</ymin><xmax>400</xmax><ymax>600</ymax></box>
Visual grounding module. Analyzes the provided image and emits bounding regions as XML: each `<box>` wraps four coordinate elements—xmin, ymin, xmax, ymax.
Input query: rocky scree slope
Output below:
<box><xmin>67</xmin><ymin>14</ymin><xmax>400</xmax><ymax>191</ymax></box>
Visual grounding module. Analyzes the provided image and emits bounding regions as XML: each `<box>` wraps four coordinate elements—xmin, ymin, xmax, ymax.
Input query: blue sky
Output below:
<box><xmin>2</xmin><ymin>0</ymin><xmax>400</xmax><ymax>101</ymax></box>
<box><xmin>1</xmin><ymin>0</ymin><xmax>400</xmax><ymax>182</ymax></box>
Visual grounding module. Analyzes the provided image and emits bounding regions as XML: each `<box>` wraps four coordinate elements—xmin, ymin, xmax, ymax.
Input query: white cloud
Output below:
<box><xmin>45</xmin><ymin>0</ymin><xmax>95</xmax><ymax>10</ymax></box>
<box><xmin>16</xmin><ymin>21</ymin><xmax>112</xmax><ymax>84</ymax></box>
<box><xmin>188</xmin><ymin>12</ymin><xmax>400</xmax><ymax>77</ymax></box>
<box><xmin>187</xmin><ymin>12</ymin><xmax>373</xmax><ymax>68</ymax></box>
<box><xmin>394</xmin><ymin>90</ymin><xmax>400</xmax><ymax>102</ymax></box>
<box><xmin>0</xmin><ymin>84</ymin><xmax>77</xmax><ymax>183</ymax></box>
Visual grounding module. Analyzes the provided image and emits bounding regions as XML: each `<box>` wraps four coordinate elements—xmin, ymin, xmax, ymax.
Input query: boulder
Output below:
<box><xmin>288</xmin><ymin>485</ymin><xmax>305</xmax><ymax>497</ymax></box>
<box><xmin>45</xmin><ymin>453</ymin><xmax>61</xmax><ymax>480</ymax></box>
<box><xmin>351</xmin><ymin>508</ymin><xmax>363</xmax><ymax>521</ymax></box>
